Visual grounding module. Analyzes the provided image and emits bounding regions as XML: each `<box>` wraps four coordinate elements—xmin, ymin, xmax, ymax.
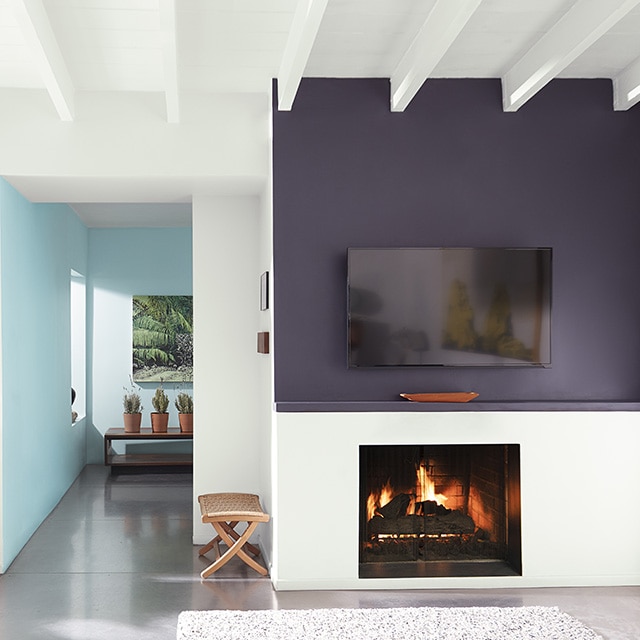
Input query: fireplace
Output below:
<box><xmin>359</xmin><ymin>444</ymin><xmax>522</xmax><ymax>578</ymax></box>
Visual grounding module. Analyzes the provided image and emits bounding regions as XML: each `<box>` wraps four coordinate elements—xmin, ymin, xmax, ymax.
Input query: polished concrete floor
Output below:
<box><xmin>0</xmin><ymin>465</ymin><xmax>638</xmax><ymax>639</ymax></box>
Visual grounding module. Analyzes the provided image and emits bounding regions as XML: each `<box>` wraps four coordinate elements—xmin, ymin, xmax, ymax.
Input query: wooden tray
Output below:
<box><xmin>400</xmin><ymin>392</ymin><xmax>479</xmax><ymax>403</ymax></box>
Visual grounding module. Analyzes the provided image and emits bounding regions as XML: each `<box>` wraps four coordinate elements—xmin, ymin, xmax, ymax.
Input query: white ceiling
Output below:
<box><xmin>2</xmin><ymin>0</ymin><xmax>640</xmax><ymax>226</ymax></box>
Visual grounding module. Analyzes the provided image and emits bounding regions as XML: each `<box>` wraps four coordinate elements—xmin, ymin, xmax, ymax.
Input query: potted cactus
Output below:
<box><xmin>150</xmin><ymin>382</ymin><xmax>170</xmax><ymax>433</ymax></box>
<box><xmin>123</xmin><ymin>378</ymin><xmax>143</xmax><ymax>433</ymax></box>
<box><xmin>175</xmin><ymin>390</ymin><xmax>193</xmax><ymax>433</ymax></box>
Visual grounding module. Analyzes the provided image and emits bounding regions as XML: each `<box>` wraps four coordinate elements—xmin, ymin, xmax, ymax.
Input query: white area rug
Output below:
<box><xmin>176</xmin><ymin>605</ymin><xmax>603</xmax><ymax>640</ymax></box>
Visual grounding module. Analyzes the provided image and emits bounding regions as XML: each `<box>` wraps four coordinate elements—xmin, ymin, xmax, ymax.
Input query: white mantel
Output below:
<box><xmin>270</xmin><ymin>410</ymin><xmax>640</xmax><ymax>591</ymax></box>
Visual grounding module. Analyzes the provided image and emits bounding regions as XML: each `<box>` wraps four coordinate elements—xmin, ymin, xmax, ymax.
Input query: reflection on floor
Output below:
<box><xmin>0</xmin><ymin>465</ymin><xmax>638</xmax><ymax>640</ymax></box>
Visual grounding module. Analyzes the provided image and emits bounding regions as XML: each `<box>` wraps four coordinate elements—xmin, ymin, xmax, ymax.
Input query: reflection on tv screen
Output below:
<box><xmin>347</xmin><ymin>247</ymin><xmax>551</xmax><ymax>368</ymax></box>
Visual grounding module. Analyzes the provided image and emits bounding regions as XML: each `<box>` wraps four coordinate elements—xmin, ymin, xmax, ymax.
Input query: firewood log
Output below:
<box><xmin>377</xmin><ymin>493</ymin><xmax>411</xmax><ymax>519</ymax></box>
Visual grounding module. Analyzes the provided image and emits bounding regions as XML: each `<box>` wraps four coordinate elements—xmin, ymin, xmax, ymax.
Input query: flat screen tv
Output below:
<box><xmin>347</xmin><ymin>247</ymin><xmax>551</xmax><ymax>368</ymax></box>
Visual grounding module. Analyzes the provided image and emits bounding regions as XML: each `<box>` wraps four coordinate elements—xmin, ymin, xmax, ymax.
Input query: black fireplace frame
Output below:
<box><xmin>359</xmin><ymin>443</ymin><xmax>522</xmax><ymax>579</ymax></box>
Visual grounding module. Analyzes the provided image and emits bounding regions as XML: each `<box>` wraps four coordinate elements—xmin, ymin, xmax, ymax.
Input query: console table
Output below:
<box><xmin>103</xmin><ymin>427</ymin><xmax>193</xmax><ymax>470</ymax></box>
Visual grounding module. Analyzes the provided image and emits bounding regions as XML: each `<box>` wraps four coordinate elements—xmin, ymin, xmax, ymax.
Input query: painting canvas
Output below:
<box><xmin>132</xmin><ymin>295</ymin><xmax>193</xmax><ymax>382</ymax></box>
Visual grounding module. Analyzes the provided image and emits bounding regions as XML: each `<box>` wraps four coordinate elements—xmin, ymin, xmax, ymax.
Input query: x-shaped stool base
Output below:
<box><xmin>198</xmin><ymin>493</ymin><xmax>270</xmax><ymax>579</ymax></box>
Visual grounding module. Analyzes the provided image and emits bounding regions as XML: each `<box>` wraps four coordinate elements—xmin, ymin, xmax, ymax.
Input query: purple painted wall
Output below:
<box><xmin>273</xmin><ymin>79</ymin><xmax>640</xmax><ymax>404</ymax></box>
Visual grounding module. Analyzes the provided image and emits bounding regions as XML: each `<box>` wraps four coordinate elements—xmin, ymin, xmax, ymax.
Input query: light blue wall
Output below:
<box><xmin>0</xmin><ymin>178</ymin><xmax>88</xmax><ymax>571</ymax></box>
<box><xmin>87</xmin><ymin>227</ymin><xmax>193</xmax><ymax>462</ymax></box>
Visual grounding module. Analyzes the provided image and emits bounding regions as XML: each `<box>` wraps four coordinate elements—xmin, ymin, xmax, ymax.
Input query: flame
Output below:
<box><xmin>366</xmin><ymin>462</ymin><xmax>448</xmax><ymax>521</ymax></box>
<box><xmin>415</xmin><ymin>461</ymin><xmax>448</xmax><ymax>505</ymax></box>
<box><xmin>367</xmin><ymin>479</ymin><xmax>395</xmax><ymax>520</ymax></box>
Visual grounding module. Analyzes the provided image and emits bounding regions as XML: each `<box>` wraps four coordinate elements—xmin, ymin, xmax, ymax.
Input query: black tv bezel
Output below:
<box><xmin>347</xmin><ymin>246</ymin><xmax>552</xmax><ymax>369</ymax></box>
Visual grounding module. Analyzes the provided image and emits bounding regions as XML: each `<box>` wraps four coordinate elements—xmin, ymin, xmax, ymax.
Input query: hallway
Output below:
<box><xmin>0</xmin><ymin>465</ymin><xmax>638</xmax><ymax>639</ymax></box>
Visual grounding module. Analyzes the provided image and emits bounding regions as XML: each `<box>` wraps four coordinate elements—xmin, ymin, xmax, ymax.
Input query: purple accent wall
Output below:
<box><xmin>273</xmin><ymin>78</ymin><xmax>640</xmax><ymax>403</ymax></box>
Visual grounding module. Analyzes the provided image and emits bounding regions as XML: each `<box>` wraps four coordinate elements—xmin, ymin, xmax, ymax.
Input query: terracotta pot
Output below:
<box><xmin>150</xmin><ymin>412</ymin><xmax>169</xmax><ymax>433</ymax></box>
<box><xmin>123</xmin><ymin>413</ymin><xmax>142</xmax><ymax>433</ymax></box>
<box><xmin>178</xmin><ymin>413</ymin><xmax>193</xmax><ymax>433</ymax></box>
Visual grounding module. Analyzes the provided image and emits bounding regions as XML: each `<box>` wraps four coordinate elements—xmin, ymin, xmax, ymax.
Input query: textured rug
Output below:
<box><xmin>176</xmin><ymin>605</ymin><xmax>603</xmax><ymax>640</ymax></box>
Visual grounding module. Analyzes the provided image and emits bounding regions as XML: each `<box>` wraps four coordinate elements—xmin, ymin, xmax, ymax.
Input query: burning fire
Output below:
<box><xmin>415</xmin><ymin>461</ymin><xmax>448</xmax><ymax>505</ymax></box>
<box><xmin>366</xmin><ymin>460</ymin><xmax>448</xmax><ymax>520</ymax></box>
<box><xmin>367</xmin><ymin>479</ymin><xmax>395</xmax><ymax>520</ymax></box>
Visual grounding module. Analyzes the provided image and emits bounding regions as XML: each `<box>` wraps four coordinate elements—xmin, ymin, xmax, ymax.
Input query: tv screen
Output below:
<box><xmin>347</xmin><ymin>247</ymin><xmax>551</xmax><ymax>368</ymax></box>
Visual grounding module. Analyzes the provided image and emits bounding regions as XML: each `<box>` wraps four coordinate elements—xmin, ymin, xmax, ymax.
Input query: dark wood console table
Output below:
<box><xmin>104</xmin><ymin>427</ymin><xmax>193</xmax><ymax>470</ymax></box>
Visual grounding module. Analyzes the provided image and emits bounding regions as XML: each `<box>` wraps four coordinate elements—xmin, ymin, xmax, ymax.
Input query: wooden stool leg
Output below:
<box><xmin>198</xmin><ymin>521</ymin><xmax>239</xmax><ymax>557</ymax></box>
<box><xmin>200</xmin><ymin>521</ymin><xmax>263</xmax><ymax>578</ymax></box>
<box><xmin>217</xmin><ymin>521</ymin><xmax>262</xmax><ymax>557</ymax></box>
<box><xmin>198</xmin><ymin>536</ymin><xmax>219</xmax><ymax>557</ymax></box>
<box><xmin>214</xmin><ymin>521</ymin><xmax>268</xmax><ymax>576</ymax></box>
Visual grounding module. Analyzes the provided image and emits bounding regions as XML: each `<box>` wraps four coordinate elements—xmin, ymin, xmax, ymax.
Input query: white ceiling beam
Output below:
<box><xmin>277</xmin><ymin>0</ymin><xmax>328</xmax><ymax>111</ymax></box>
<box><xmin>502</xmin><ymin>0</ymin><xmax>640</xmax><ymax>112</ymax></box>
<box><xmin>10</xmin><ymin>0</ymin><xmax>74</xmax><ymax>121</ymax></box>
<box><xmin>159</xmin><ymin>0</ymin><xmax>180</xmax><ymax>123</ymax></box>
<box><xmin>390</xmin><ymin>0</ymin><xmax>482</xmax><ymax>113</ymax></box>
<box><xmin>613</xmin><ymin>55</ymin><xmax>640</xmax><ymax>110</ymax></box>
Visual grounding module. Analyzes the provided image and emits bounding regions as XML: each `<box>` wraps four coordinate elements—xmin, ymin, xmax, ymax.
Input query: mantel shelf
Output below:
<box><xmin>275</xmin><ymin>401</ymin><xmax>640</xmax><ymax>413</ymax></box>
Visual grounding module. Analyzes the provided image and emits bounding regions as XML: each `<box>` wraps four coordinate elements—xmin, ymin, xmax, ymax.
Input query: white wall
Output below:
<box><xmin>0</xmin><ymin>91</ymin><xmax>268</xmax><ymax>201</ymax></box>
<box><xmin>70</xmin><ymin>272</ymin><xmax>86</xmax><ymax>421</ymax></box>
<box><xmin>272</xmin><ymin>410</ymin><xmax>640</xmax><ymax>590</ymax></box>
<box><xmin>91</xmin><ymin>287</ymin><xmax>139</xmax><ymax>438</ymax></box>
<box><xmin>0</xmin><ymin>193</ymin><xmax>3</xmax><ymax>573</ymax></box>
<box><xmin>257</xmin><ymin>186</ymin><xmax>274</xmax><ymax>565</ymax></box>
<box><xmin>192</xmin><ymin>195</ymin><xmax>268</xmax><ymax>544</ymax></box>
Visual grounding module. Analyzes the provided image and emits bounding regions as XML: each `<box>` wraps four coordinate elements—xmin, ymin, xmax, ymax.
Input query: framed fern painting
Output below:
<box><xmin>132</xmin><ymin>295</ymin><xmax>193</xmax><ymax>383</ymax></box>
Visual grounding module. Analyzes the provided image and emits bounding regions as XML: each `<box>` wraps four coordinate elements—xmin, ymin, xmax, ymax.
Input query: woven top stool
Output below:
<box><xmin>197</xmin><ymin>492</ymin><xmax>270</xmax><ymax>578</ymax></box>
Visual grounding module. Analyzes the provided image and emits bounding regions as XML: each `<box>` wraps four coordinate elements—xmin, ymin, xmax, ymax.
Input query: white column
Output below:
<box><xmin>192</xmin><ymin>195</ymin><xmax>264</xmax><ymax>543</ymax></box>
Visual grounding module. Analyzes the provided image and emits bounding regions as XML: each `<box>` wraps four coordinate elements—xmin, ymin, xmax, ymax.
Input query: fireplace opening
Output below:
<box><xmin>359</xmin><ymin>444</ymin><xmax>522</xmax><ymax>578</ymax></box>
